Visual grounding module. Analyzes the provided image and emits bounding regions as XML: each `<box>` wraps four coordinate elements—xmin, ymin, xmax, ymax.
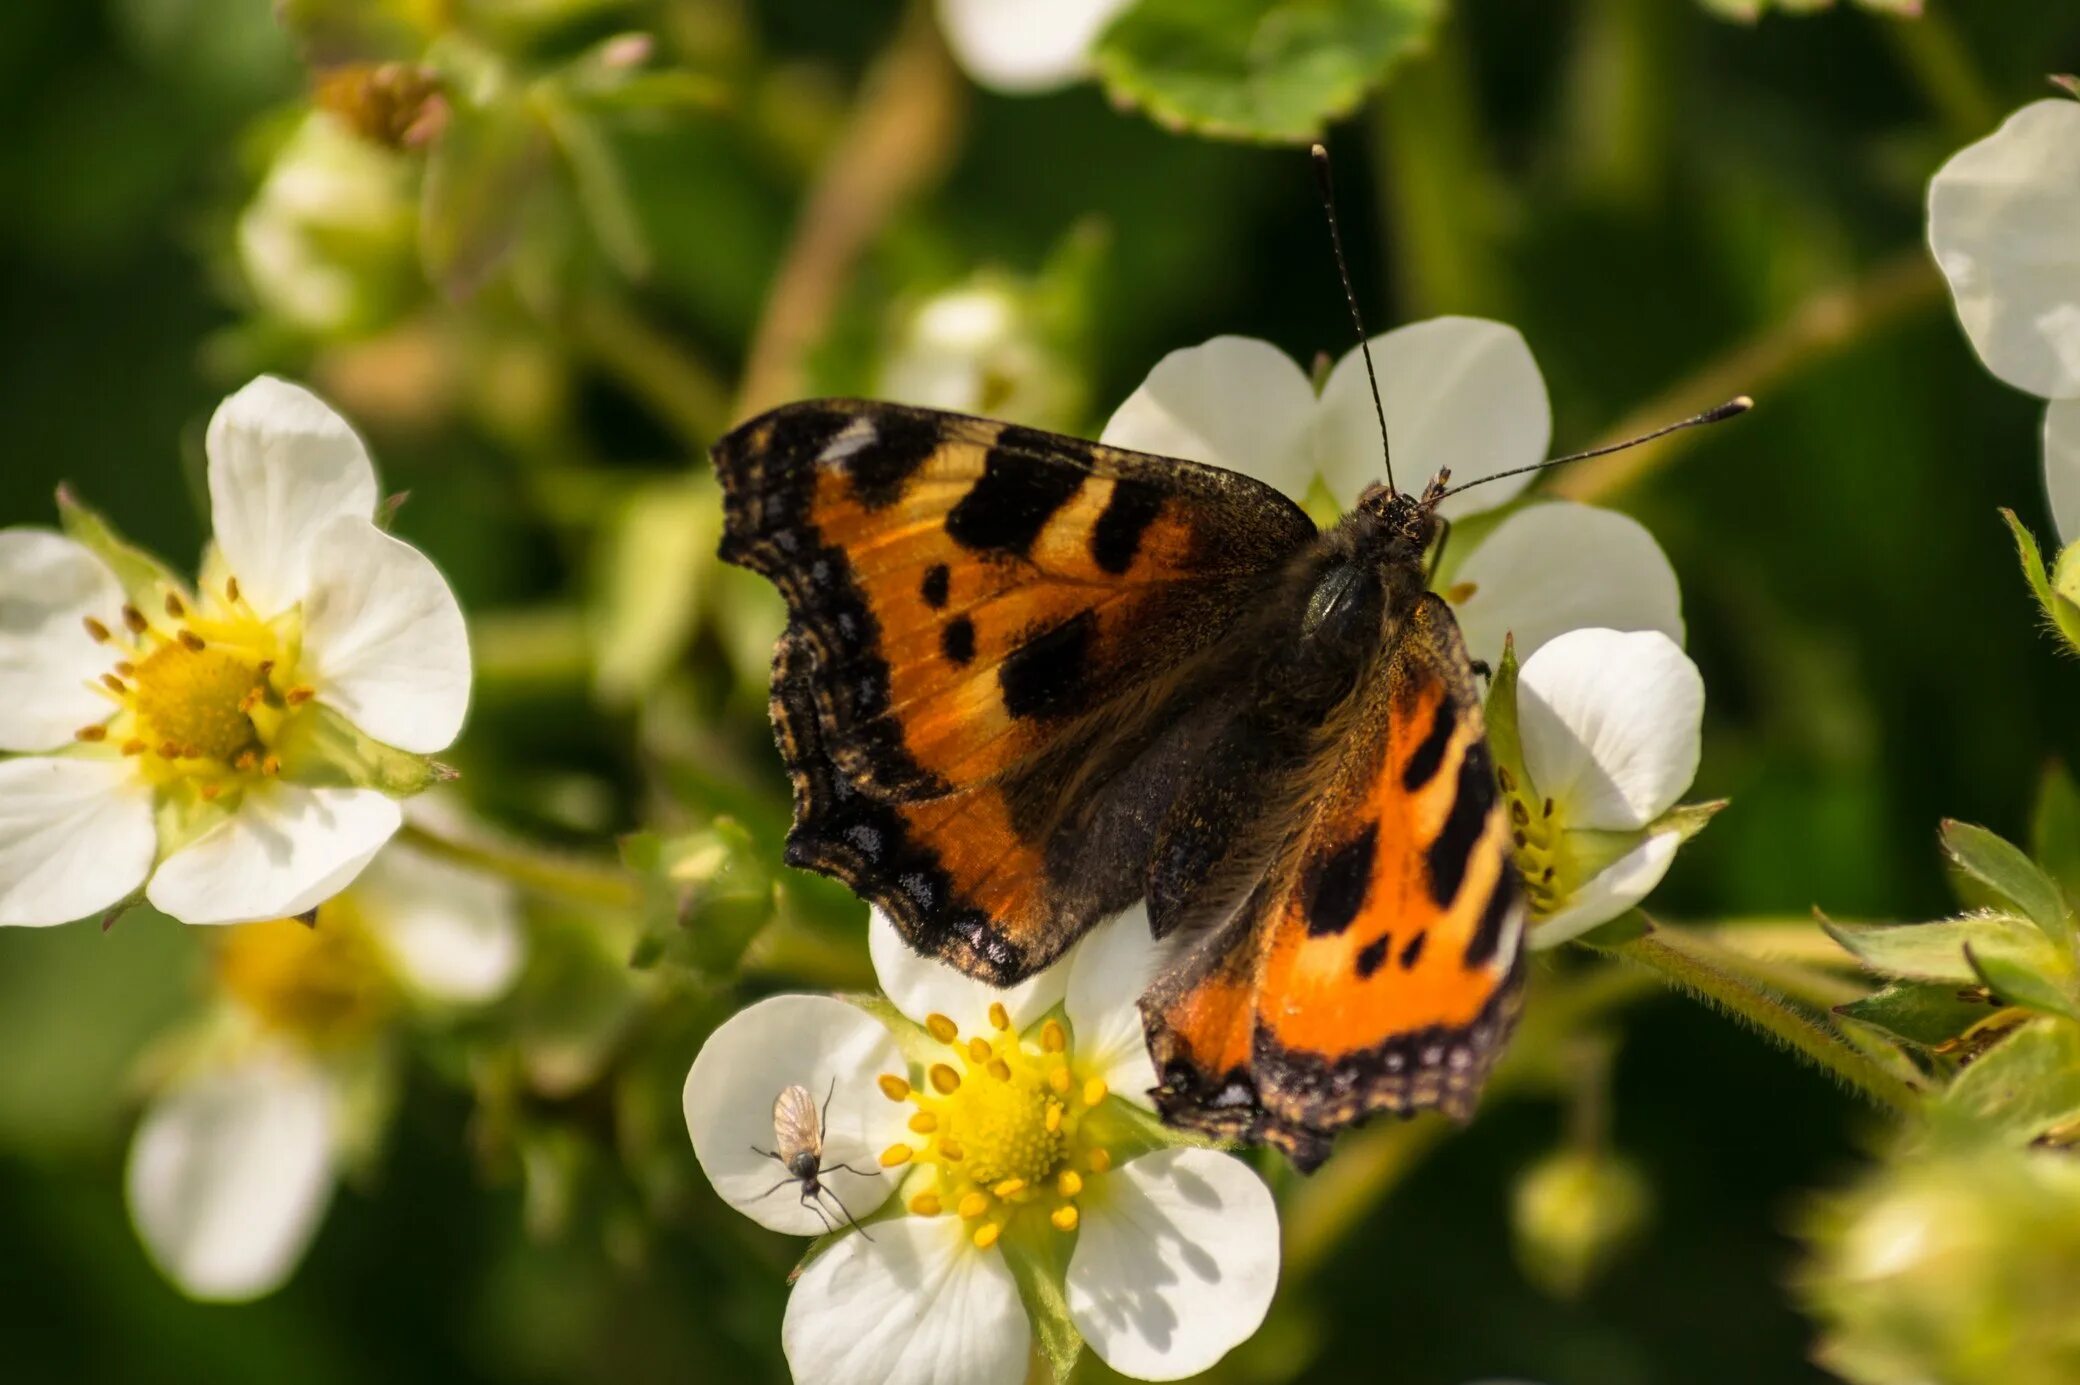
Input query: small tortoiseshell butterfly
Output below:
<box><xmin>714</xmin><ymin>151</ymin><xmax>1745</xmax><ymax>1170</ymax></box>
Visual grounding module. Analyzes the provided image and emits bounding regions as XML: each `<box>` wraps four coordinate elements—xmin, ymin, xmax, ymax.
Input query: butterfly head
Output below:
<box><xmin>1352</xmin><ymin>472</ymin><xmax>1449</xmax><ymax>552</ymax></box>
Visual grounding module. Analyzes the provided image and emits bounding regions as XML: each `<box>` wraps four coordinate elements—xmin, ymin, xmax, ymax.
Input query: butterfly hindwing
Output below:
<box><xmin>718</xmin><ymin>400</ymin><xmax>1316</xmax><ymax>985</ymax></box>
<box><xmin>1144</xmin><ymin>593</ymin><xmax>1526</xmax><ymax>1169</ymax></box>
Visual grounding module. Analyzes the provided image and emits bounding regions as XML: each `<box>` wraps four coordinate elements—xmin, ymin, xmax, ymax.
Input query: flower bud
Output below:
<box><xmin>1511</xmin><ymin>1147</ymin><xmax>1650</xmax><ymax>1299</ymax></box>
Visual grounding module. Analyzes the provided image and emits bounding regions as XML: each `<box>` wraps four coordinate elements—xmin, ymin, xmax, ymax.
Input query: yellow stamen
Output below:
<box><xmin>1057</xmin><ymin>1170</ymin><xmax>1082</xmax><ymax>1198</ymax></box>
<box><xmin>101</xmin><ymin>673</ymin><xmax>127</xmax><ymax>694</ymax></box>
<box><xmin>1041</xmin><ymin>1019</ymin><xmax>1067</xmax><ymax>1052</ymax></box>
<box><xmin>1088</xmin><ymin>1148</ymin><xmax>1112</xmax><ymax>1173</ymax></box>
<box><xmin>164</xmin><ymin>592</ymin><xmax>186</xmax><ymax>618</ymax></box>
<box><xmin>1048</xmin><ymin>1066</ymin><xmax>1071</xmax><ymax>1095</ymax></box>
<box><xmin>200</xmin><ymin>783</ymin><xmax>222</xmax><ymax>801</ymax></box>
<box><xmin>909</xmin><ymin>1193</ymin><xmax>942</xmax><ymax>1217</ymax></box>
<box><xmin>1083</xmin><ymin>1076</ymin><xmax>1108</xmax><ymax>1107</ymax></box>
<box><xmin>261</xmin><ymin>755</ymin><xmax>280</xmax><ymax>776</ymax></box>
<box><xmin>122</xmin><ymin>606</ymin><xmax>148</xmax><ymax>635</ymax></box>
<box><xmin>929</xmin><ymin>1063</ymin><xmax>961</xmax><ymax>1094</ymax></box>
<box><xmin>908</xmin><ymin>1111</ymin><xmax>938</xmax><ymax>1134</ymax></box>
<box><xmin>75</xmin><ymin>725</ymin><xmax>107</xmax><ymax>742</ymax></box>
<box><xmin>878</xmin><ymin>1073</ymin><xmax>910</xmax><ymax>1102</ymax></box>
<box><xmin>225</xmin><ymin>576</ymin><xmax>241</xmax><ymax>604</ymax></box>
<box><xmin>879</xmin><ymin>1143</ymin><xmax>914</xmax><ymax>1168</ymax></box>
<box><xmin>938</xmin><ymin>1138</ymin><xmax>964</xmax><ymax>1162</ymax></box>
<box><xmin>113</xmin><ymin>661</ymin><xmax>135</xmax><ymax>677</ymax></box>
<box><xmin>972</xmin><ymin>1223</ymin><xmax>1001</xmax><ymax>1250</ymax></box>
<box><xmin>1045</xmin><ymin>1104</ymin><xmax>1063</xmax><ymax>1134</ymax></box>
<box><xmin>987</xmin><ymin>1058</ymin><xmax>1012</xmax><ymax>1082</ymax></box>
<box><xmin>958</xmin><ymin>1192</ymin><xmax>989</xmax><ymax>1219</ymax></box>
<box><xmin>992</xmin><ymin>1178</ymin><xmax>1025</xmax><ymax>1199</ymax></box>
<box><xmin>926</xmin><ymin>1013</ymin><xmax>959</xmax><ymax>1044</ymax></box>
<box><xmin>1051</xmin><ymin>1205</ymin><xmax>1080</xmax><ymax>1232</ymax></box>
<box><xmin>121</xmin><ymin>739</ymin><xmax>145</xmax><ymax>756</ymax></box>
<box><xmin>177</xmin><ymin>630</ymin><xmax>206</xmax><ymax>653</ymax></box>
<box><xmin>988</xmin><ymin>1002</ymin><xmax>1010</xmax><ymax>1032</ymax></box>
<box><xmin>285</xmin><ymin>685</ymin><xmax>315</xmax><ymax>705</ymax></box>
<box><xmin>83</xmin><ymin>616</ymin><xmax>111</xmax><ymax>643</ymax></box>
<box><xmin>968</xmin><ymin>1037</ymin><xmax>993</xmax><ymax>1063</ymax></box>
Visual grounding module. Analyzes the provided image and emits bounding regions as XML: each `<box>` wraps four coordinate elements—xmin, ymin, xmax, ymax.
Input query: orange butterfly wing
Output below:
<box><xmin>718</xmin><ymin>400</ymin><xmax>1314</xmax><ymax>984</ymax></box>
<box><xmin>1143</xmin><ymin>594</ymin><xmax>1525</xmax><ymax>1169</ymax></box>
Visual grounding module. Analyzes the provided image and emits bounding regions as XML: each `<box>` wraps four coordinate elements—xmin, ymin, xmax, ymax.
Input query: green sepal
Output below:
<box><xmin>999</xmin><ymin>1220</ymin><xmax>1085</xmax><ymax>1385</ymax></box>
<box><xmin>1940</xmin><ymin>818</ymin><xmax>2075</xmax><ymax>952</ymax></box>
<box><xmin>1483</xmin><ymin>633</ymin><xmax>1529</xmax><ymax>795</ymax></box>
<box><xmin>1932</xmin><ymin>1016</ymin><xmax>2080</xmax><ymax>1146</ymax></box>
<box><xmin>1822</xmin><ymin>912</ymin><xmax>2059</xmax><ymax>986</ymax></box>
<box><xmin>1092</xmin><ymin>0</ymin><xmax>1446</xmax><ymax>145</ymax></box>
<box><xmin>270</xmin><ymin>703</ymin><xmax>454</xmax><ymax>795</ymax></box>
<box><xmin>55</xmin><ymin>486</ymin><xmax>187</xmax><ymax>610</ymax></box>
<box><xmin>1649</xmin><ymin>799</ymin><xmax>1729</xmax><ymax>847</ymax></box>
<box><xmin>844</xmin><ymin>992</ymin><xmax>942</xmax><ymax>1075</ymax></box>
<box><xmin>1834</xmin><ymin>982</ymin><xmax>1998</xmax><ymax>1051</ymax></box>
<box><xmin>1572</xmin><ymin>908</ymin><xmax>1652</xmax><ymax>948</ymax></box>
<box><xmin>1966</xmin><ymin>945</ymin><xmax>2080</xmax><ymax>1025</ymax></box>
<box><xmin>2055</xmin><ymin>75</ymin><xmax>2080</xmax><ymax>99</ymax></box>
<box><xmin>619</xmin><ymin>818</ymin><xmax>773</xmax><ymax>975</ymax></box>
<box><xmin>153</xmin><ymin>788</ymin><xmax>234</xmax><ymax>861</ymax></box>
<box><xmin>2000</xmin><ymin>508</ymin><xmax>2080</xmax><ymax>654</ymax></box>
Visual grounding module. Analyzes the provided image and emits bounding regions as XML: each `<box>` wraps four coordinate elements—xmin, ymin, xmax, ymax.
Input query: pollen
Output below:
<box><xmin>909</xmin><ymin>1193</ymin><xmax>942</xmax><ymax>1217</ymax></box>
<box><xmin>926</xmin><ymin>1013</ymin><xmax>959</xmax><ymax>1044</ymax></box>
<box><xmin>879</xmin><ymin>1074</ymin><xmax>911</xmax><ymax>1102</ymax></box>
<box><xmin>879</xmin><ymin>1143</ymin><xmax>914</xmax><ymax>1168</ymax></box>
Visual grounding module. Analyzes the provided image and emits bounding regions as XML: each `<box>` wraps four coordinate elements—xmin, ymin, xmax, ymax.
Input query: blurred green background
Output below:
<box><xmin>3</xmin><ymin>1</ymin><xmax>2079</xmax><ymax>1382</ymax></box>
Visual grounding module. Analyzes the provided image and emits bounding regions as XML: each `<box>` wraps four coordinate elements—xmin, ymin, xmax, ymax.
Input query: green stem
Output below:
<box><xmin>567</xmin><ymin>294</ymin><xmax>732</xmax><ymax>453</ymax></box>
<box><xmin>1580</xmin><ymin>917</ymin><xmax>1921</xmax><ymax>1114</ymax></box>
<box><xmin>399</xmin><ymin>820</ymin><xmax>643</xmax><ymax>911</ymax></box>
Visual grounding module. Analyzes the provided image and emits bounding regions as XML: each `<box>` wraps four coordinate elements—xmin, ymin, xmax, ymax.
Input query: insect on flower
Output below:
<box><xmin>751</xmin><ymin>1080</ymin><xmax>880</xmax><ymax>1237</ymax></box>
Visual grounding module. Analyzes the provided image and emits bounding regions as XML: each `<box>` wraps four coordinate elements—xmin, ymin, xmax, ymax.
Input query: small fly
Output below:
<box><xmin>751</xmin><ymin>1078</ymin><xmax>880</xmax><ymax>1237</ymax></box>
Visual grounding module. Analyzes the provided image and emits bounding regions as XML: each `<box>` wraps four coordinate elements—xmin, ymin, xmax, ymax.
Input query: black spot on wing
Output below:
<box><xmin>920</xmin><ymin>563</ymin><xmax>950</xmax><ymax>609</ymax></box>
<box><xmin>1091</xmin><ymin>479</ymin><xmax>1164</xmax><ymax>574</ymax></box>
<box><xmin>1464</xmin><ymin>870</ymin><xmax>1520</xmax><ymax>968</ymax></box>
<box><xmin>999</xmin><ymin>609</ymin><xmax>1096</xmax><ymax>719</ymax></box>
<box><xmin>1306</xmin><ymin>822</ymin><xmax>1378</xmax><ymax>937</ymax></box>
<box><xmin>1355</xmin><ymin>935</ymin><xmax>1391</xmax><ymax>979</ymax></box>
<box><xmin>1427</xmin><ymin>743</ymin><xmax>1495</xmax><ymax>908</ymax></box>
<box><xmin>1399</xmin><ymin>930</ymin><xmax>1427</xmax><ymax>970</ymax></box>
<box><xmin>843</xmin><ymin>410</ymin><xmax>942</xmax><ymax>509</ymax></box>
<box><xmin>941</xmin><ymin>616</ymin><xmax>976</xmax><ymax>666</ymax></box>
<box><xmin>946</xmin><ymin>429</ymin><xmax>1086</xmax><ymax>556</ymax></box>
<box><xmin>1401</xmin><ymin>698</ymin><xmax>1457</xmax><ymax>792</ymax></box>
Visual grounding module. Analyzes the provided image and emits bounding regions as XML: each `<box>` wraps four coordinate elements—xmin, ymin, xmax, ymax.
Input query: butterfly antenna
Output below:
<box><xmin>1431</xmin><ymin>396</ymin><xmax>1754</xmax><ymax>503</ymax></box>
<box><xmin>1312</xmin><ymin>143</ymin><xmax>1395</xmax><ymax>495</ymax></box>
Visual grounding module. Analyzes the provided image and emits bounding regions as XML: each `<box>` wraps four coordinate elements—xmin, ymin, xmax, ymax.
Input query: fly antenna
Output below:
<box><xmin>1431</xmin><ymin>396</ymin><xmax>1754</xmax><ymax>503</ymax></box>
<box><xmin>1312</xmin><ymin>143</ymin><xmax>1394</xmax><ymax>494</ymax></box>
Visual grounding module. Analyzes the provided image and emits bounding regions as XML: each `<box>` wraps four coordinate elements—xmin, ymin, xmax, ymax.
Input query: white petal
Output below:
<box><xmin>935</xmin><ymin>0</ymin><xmax>1132</xmax><ymax>94</ymax></box>
<box><xmin>1449</xmin><ymin>501</ymin><xmax>1684</xmax><ymax>670</ymax></box>
<box><xmin>869</xmin><ymin>908</ymin><xmax>1068</xmax><ymax>1035</ymax></box>
<box><xmin>1101</xmin><ymin>337</ymin><xmax>1320</xmax><ymax>500</ymax></box>
<box><xmin>2046</xmin><ymin>399</ymin><xmax>2080</xmax><ymax>546</ymax></box>
<box><xmin>206</xmin><ymin>377</ymin><xmax>379</xmax><ymax>618</ymax></box>
<box><xmin>1530</xmin><ymin>832</ymin><xmax>1681</xmax><ymax>948</ymax></box>
<box><xmin>299</xmin><ymin>517</ymin><xmax>471</xmax><ymax>754</ymax></box>
<box><xmin>147</xmin><ymin>784</ymin><xmax>401</xmax><ymax>925</ymax></box>
<box><xmin>784</xmin><ymin>1213</ymin><xmax>1029</xmax><ymax>1385</ymax></box>
<box><xmin>0</xmin><ymin>529</ymin><xmax>128</xmax><ymax>752</ymax></box>
<box><xmin>1064</xmin><ymin>905</ymin><xmax>1165</xmax><ymax>1110</ymax></box>
<box><xmin>349</xmin><ymin>841</ymin><xmax>522</xmax><ymax>1004</ymax></box>
<box><xmin>0</xmin><ymin>756</ymin><xmax>155</xmax><ymax>927</ymax></box>
<box><xmin>1517</xmin><ymin>629</ymin><xmax>1703</xmax><ymax>832</ymax></box>
<box><xmin>125</xmin><ymin>1048</ymin><xmax>337</xmax><ymax>1301</ymax></box>
<box><xmin>1927</xmin><ymin>100</ymin><xmax>2080</xmax><ymax>400</ymax></box>
<box><xmin>1316</xmin><ymin>318</ymin><xmax>1551</xmax><ymax>516</ymax></box>
<box><xmin>683</xmin><ymin>994</ymin><xmax>909</xmax><ymax>1236</ymax></box>
<box><xmin>1067</xmin><ymin>1147</ymin><xmax>1281</xmax><ymax>1381</ymax></box>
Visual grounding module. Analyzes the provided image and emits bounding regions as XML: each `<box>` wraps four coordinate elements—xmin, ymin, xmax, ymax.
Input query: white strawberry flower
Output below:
<box><xmin>1101</xmin><ymin>318</ymin><xmax>1685</xmax><ymax>668</ymax></box>
<box><xmin>935</xmin><ymin>0</ymin><xmax>1132</xmax><ymax>94</ymax></box>
<box><xmin>683</xmin><ymin>908</ymin><xmax>1280</xmax><ymax>1385</ymax></box>
<box><xmin>1927</xmin><ymin>97</ymin><xmax>2080</xmax><ymax>541</ymax></box>
<box><xmin>1499</xmin><ymin>628</ymin><xmax>1707</xmax><ymax>946</ymax></box>
<box><xmin>126</xmin><ymin>838</ymin><xmax>521</xmax><ymax>1300</ymax></box>
<box><xmin>0</xmin><ymin>376</ymin><xmax>470</xmax><ymax>928</ymax></box>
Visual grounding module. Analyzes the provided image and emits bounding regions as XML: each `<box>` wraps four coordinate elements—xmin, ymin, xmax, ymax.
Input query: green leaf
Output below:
<box><xmin>2001</xmin><ymin>508</ymin><xmax>2080</xmax><ymax>654</ymax></box>
<box><xmin>1823</xmin><ymin>914</ymin><xmax>2057</xmax><ymax>985</ymax></box>
<box><xmin>999</xmin><ymin>1222</ymin><xmax>1084</xmax><ymax>1384</ymax></box>
<box><xmin>1835</xmin><ymin>983</ymin><xmax>1997</xmax><ymax>1050</ymax></box>
<box><xmin>55</xmin><ymin>486</ymin><xmax>186</xmax><ymax>610</ymax></box>
<box><xmin>1093</xmin><ymin>0</ymin><xmax>1446</xmax><ymax>145</ymax></box>
<box><xmin>1967</xmin><ymin>945</ymin><xmax>2080</xmax><ymax>1025</ymax></box>
<box><xmin>587</xmin><ymin>475</ymin><xmax>719</xmax><ymax>706</ymax></box>
<box><xmin>1940</xmin><ymin>819</ymin><xmax>2075</xmax><ymax>951</ymax></box>
<box><xmin>1934</xmin><ymin>1017</ymin><xmax>2080</xmax><ymax>1146</ymax></box>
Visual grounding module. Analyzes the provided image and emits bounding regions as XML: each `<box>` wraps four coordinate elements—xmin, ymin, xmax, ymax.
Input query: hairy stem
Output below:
<box><xmin>1551</xmin><ymin>248</ymin><xmax>1943</xmax><ymax>504</ymax></box>
<box><xmin>400</xmin><ymin>819</ymin><xmax>643</xmax><ymax>911</ymax></box>
<box><xmin>1580</xmin><ymin>917</ymin><xmax>1921</xmax><ymax>1114</ymax></box>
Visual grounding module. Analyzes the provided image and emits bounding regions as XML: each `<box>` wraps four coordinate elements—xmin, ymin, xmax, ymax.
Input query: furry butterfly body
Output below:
<box><xmin>715</xmin><ymin>399</ymin><xmax>1524</xmax><ymax>1170</ymax></box>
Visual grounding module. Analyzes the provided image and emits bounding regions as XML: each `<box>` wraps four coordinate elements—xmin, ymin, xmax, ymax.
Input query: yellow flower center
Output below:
<box><xmin>214</xmin><ymin>895</ymin><xmax>397</xmax><ymax>1048</ymax></box>
<box><xmin>1500</xmin><ymin>763</ymin><xmax>1569</xmax><ymax>917</ymax></box>
<box><xmin>74</xmin><ymin>580</ymin><xmax>312</xmax><ymax>802</ymax></box>
<box><xmin>877</xmin><ymin>1004</ymin><xmax>1114</xmax><ymax>1247</ymax></box>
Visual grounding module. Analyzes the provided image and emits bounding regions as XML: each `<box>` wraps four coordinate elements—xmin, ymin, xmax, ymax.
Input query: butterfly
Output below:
<box><xmin>712</xmin><ymin>400</ymin><xmax>1524</xmax><ymax>1171</ymax></box>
